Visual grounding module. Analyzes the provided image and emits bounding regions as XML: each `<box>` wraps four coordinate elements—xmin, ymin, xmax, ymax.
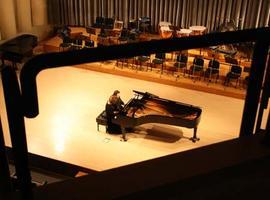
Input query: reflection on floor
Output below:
<box><xmin>135</xmin><ymin>125</ymin><xmax>184</xmax><ymax>143</ymax></box>
<box><xmin>0</xmin><ymin>67</ymin><xmax>245</xmax><ymax>171</ymax></box>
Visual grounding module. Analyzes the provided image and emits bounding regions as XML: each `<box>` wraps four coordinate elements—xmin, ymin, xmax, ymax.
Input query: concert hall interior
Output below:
<box><xmin>0</xmin><ymin>0</ymin><xmax>270</xmax><ymax>199</ymax></box>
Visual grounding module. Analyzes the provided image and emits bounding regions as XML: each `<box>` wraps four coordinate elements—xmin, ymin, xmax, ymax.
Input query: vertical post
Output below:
<box><xmin>240</xmin><ymin>40</ymin><xmax>270</xmax><ymax>136</ymax></box>
<box><xmin>262</xmin><ymin>111</ymin><xmax>270</xmax><ymax>145</ymax></box>
<box><xmin>264</xmin><ymin>53</ymin><xmax>270</xmax><ymax>142</ymax></box>
<box><xmin>255</xmin><ymin>52</ymin><xmax>270</xmax><ymax>133</ymax></box>
<box><xmin>1</xmin><ymin>67</ymin><xmax>33</xmax><ymax>200</ymax></box>
<box><xmin>0</xmin><ymin>117</ymin><xmax>13</xmax><ymax>199</ymax></box>
<box><xmin>267</xmin><ymin>111</ymin><xmax>270</xmax><ymax>133</ymax></box>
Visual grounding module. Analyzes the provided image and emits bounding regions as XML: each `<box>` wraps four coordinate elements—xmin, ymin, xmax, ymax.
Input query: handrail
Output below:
<box><xmin>32</xmin><ymin>133</ymin><xmax>270</xmax><ymax>199</ymax></box>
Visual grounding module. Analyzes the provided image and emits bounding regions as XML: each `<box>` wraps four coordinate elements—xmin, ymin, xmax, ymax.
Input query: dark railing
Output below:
<box><xmin>0</xmin><ymin>27</ymin><xmax>270</xmax><ymax>200</ymax></box>
<box><xmin>0</xmin><ymin>117</ymin><xmax>12</xmax><ymax>198</ymax></box>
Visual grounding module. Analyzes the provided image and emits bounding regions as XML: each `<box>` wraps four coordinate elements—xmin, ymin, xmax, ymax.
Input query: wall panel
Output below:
<box><xmin>47</xmin><ymin>0</ymin><xmax>270</xmax><ymax>32</ymax></box>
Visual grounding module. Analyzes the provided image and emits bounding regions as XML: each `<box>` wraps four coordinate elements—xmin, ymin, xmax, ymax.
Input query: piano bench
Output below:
<box><xmin>96</xmin><ymin>110</ymin><xmax>108</xmax><ymax>132</ymax></box>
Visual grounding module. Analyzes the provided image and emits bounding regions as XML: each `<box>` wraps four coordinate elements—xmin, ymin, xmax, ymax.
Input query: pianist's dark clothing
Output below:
<box><xmin>116</xmin><ymin>97</ymin><xmax>124</xmax><ymax>110</ymax></box>
<box><xmin>109</xmin><ymin>95</ymin><xmax>124</xmax><ymax>111</ymax></box>
<box><xmin>105</xmin><ymin>103</ymin><xmax>121</xmax><ymax>134</ymax></box>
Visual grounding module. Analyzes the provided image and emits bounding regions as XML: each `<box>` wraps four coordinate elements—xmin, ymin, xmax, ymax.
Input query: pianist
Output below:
<box><xmin>105</xmin><ymin>95</ymin><xmax>121</xmax><ymax>133</ymax></box>
<box><xmin>110</xmin><ymin>90</ymin><xmax>124</xmax><ymax>111</ymax></box>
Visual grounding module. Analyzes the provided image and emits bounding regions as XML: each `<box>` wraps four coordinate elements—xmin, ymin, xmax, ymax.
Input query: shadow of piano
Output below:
<box><xmin>132</xmin><ymin>125</ymin><xmax>183</xmax><ymax>143</ymax></box>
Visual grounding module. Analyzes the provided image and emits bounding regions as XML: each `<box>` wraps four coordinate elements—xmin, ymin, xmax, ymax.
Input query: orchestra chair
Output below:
<box><xmin>224</xmin><ymin>65</ymin><xmax>242</xmax><ymax>88</ymax></box>
<box><xmin>71</xmin><ymin>38</ymin><xmax>83</xmax><ymax>50</ymax></box>
<box><xmin>93</xmin><ymin>16</ymin><xmax>105</xmax><ymax>28</ymax></box>
<box><xmin>98</xmin><ymin>28</ymin><xmax>108</xmax><ymax>37</ymax></box>
<box><xmin>116</xmin><ymin>58</ymin><xmax>132</xmax><ymax>69</ymax></box>
<box><xmin>174</xmin><ymin>54</ymin><xmax>188</xmax><ymax>80</ymax></box>
<box><xmin>118</xmin><ymin>29</ymin><xmax>129</xmax><ymax>44</ymax></box>
<box><xmin>104</xmin><ymin>17</ymin><xmax>115</xmax><ymax>29</ymax></box>
<box><xmin>134</xmin><ymin>55</ymin><xmax>150</xmax><ymax>71</ymax></box>
<box><xmin>97</xmin><ymin>29</ymin><xmax>110</xmax><ymax>46</ymax></box>
<box><xmin>59</xmin><ymin>36</ymin><xmax>73</xmax><ymax>51</ymax></box>
<box><xmin>139</xmin><ymin>17</ymin><xmax>151</xmax><ymax>33</ymax></box>
<box><xmin>150</xmin><ymin>53</ymin><xmax>166</xmax><ymax>74</ymax></box>
<box><xmin>57</xmin><ymin>25</ymin><xmax>71</xmax><ymax>38</ymax></box>
<box><xmin>128</xmin><ymin>31</ymin><xmax>139</xmax><ymax>42</ymax></box>
<box><xmin>116</xmin><ymin>59</ymin><xmax>127</xmax><ymax>69</ymax></box>
<box><xmin>128</xmin><ymin>19</ymin><xmax>137</xmax><ymax>29</ymax></box>
<box><xmin>243</xmin><ymin>66</ymin><xmax>250</xmax><ymax>89</ymax></box>
<box><xmin>83</xmin><ymin>40</ymin><xmax>95</xmax><ymax>48</ymax></box>
<box><xmin>189</xmin><ymin>56</ymin><xmax>204</xmax><ymax>82</ymax></box>
<box><xmin>204</xmin><ymin>59</ymin><xmax>220</xmax><ymax>85</ymax></box>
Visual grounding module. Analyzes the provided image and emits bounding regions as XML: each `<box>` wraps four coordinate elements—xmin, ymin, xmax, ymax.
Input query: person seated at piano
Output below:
<box><xmin>105</xmin><ymin>95</ymin><xmax>122</xmax><ymax>134</ymax></box>
<box><xmin>110</xmin><ymin>90</ymin><xmax>124</xmax><ymax>111</ymax></box>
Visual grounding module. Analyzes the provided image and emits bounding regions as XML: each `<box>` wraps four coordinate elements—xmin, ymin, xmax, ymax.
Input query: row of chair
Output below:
<box><xmin>59</xmin><ymin>36</ymin><xmax>95</xmax><ymax>51</ymax></box>
<box><xmin>173</xmin><ymin>54</ymin><xmax>244</xmax><ymax>87</ymax></box>
<box><xmin>116</xmin><ymin>53</ymin><xmax>247</xmax><ymax>88</ymax></box>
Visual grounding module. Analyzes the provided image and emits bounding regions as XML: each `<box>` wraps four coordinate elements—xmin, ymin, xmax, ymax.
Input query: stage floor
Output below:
<box><xmin>1</xmin><ymin>67</ymin><xmax>248</xmax><ymax>171</ymax></box>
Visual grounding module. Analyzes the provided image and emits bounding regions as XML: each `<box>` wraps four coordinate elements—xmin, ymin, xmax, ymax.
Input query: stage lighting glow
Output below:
<box><xmin>52</xmin><ymin>115</ymin><xmax>73</xmax><ymax>154</ymax></box>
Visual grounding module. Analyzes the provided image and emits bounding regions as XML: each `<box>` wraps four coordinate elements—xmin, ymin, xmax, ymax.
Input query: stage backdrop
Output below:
<box><xmin>47</xmin><ymin>0</ymin><xmax>270</xmax><ymax>32</ymax></box>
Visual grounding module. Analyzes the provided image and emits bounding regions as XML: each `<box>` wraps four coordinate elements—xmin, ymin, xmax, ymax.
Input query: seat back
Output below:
<box><xmin>193</xmin><ymin>57</ymin><xmax>204</xmax><ymax>67</ymax></box>
<box><xmin>119</xmin><ymin>29</ymin><xmax>129</xmax><ymax>40</ymax></box>
<box><xmin>96</xmin><ymin>16</ymin><xmax>105</xmax><ymax>26</ymax></box>
<box><xmin>177</xmin><ymin>54</ymin><xmax>188</xmax><ymax>63</ymax></box>
<box><xmin>209</xmin><ymin>59</ymin><xmax>220</xmax><ymax>70</ymax></box>
<box><xmin>128</xmin><ymin>19</ymin><xmax>138</xmax><ymax>30</ymax></box>
<box><xmin>231</xmin><ymin>65</ymin><xmax>242</xmax><ymax>75</ymax></box>
<box><xmin>104</xmin><ymin>18</ymin><xmax>114</xmax><ymax>29</ymax></box>
<box><xmin>85</xmin><ymin>40</ymin><xmax>94</xmax><ymax>48</ymax></box>
<box><xmin>139</xmin><ymin>17</ymin><xmax>151</xmax><ymax>32</ymax></box>
<box><xmin>155</xmin><ymin>53</ymin><xmax>166</xmax><ymax>60</ymax></box>
<box><xmin>62</xmin><ymin>36</ymin><xmax>72</xmax><ymax>44</ymax></box>
<box><xmin>73</xmin><ymin>38</ymin><xmax>82</xmax><ymax>45</ymax></box>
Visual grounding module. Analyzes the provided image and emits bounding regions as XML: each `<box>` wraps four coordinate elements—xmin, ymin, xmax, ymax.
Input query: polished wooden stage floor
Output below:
<box><xmin>1</xmin><ymin>67</ymin><xmax>254</xmax><ymax>171</ymax></box>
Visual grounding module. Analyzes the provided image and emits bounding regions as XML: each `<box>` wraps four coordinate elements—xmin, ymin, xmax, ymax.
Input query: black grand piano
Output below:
<box><xmin>97</xmin><ymin>90</ymin><xmax>202</xmax><ymax>142</ymax></box>
<box><xmin>0</xmin><ymin>33</ymin><xmax>38</xmax><ymax>69</ymax></box>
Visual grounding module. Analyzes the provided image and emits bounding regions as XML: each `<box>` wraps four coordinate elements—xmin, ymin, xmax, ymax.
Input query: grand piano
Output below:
<box><xmin>0</xmin><ymin>33</ymin><xmax>38</xmax><ymax>69</ymax></box>
<box><xmin>107</xmin><ymin>90</ymin><xmax>202</xmax><ymax>142</ymax></box>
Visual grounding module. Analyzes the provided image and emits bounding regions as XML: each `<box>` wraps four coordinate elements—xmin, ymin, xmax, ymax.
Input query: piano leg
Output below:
<box><xmin>190</xmin><ymin>127</ymin><xmax>200</xmax><ymax>143</ymax></box>
<box><xmin>121</xmin><ymin>127</ymin><xmax>127</xmax><ymax>142</ymax></box>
